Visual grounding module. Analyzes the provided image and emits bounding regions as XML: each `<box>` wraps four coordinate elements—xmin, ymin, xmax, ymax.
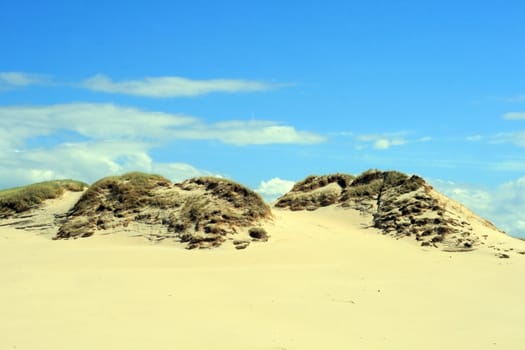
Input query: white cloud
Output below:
<box><xmin>175</xmin><ymin>120</ymin><xmax>325</xmax><ymax>145</ymax></box>
<box><xmin>0</xmin><ymin>137</ymin><xmax>213</xmax><ymax>188</ymax></box>
<box><xmin>355</xmin><ymin>133</ymin><xmax>431</xmax><ymax>150</ymax></box>
<box><xmin>256</xmin><ymin>177</ymin><xmax>295</xmax><ymax>202</ymax></box>
<box><xmin>0</xmin><ymin>103</ymin><xmax>196</xmax><ymax>146</ymax></box>
<box><xmin>502</xmin><ymin>112</ymin><xmax>525</xmax><ymax>120</ymax></box>
<box><xmin>0</xmin><ymin>72</ymin><xmax>49</xmax><ymax>89</ymax></box>
<box><xmin>357</xmin><ymin>134</ymin><xmax>407</xmax><ymax>150</ymax></box>
<box><xmin>0</xmin><ymin>103</ymin><xmax>323</xmax><ymax>147</ymax></box>
<box><xmin>81</xmin><ymin>74</ymin><xmax>278</xmax><ymax>97</ymax></box>
<box><xmin>431</xmin><ymin>178</ymin><xmax>525</xmax><ymax>239</ymax></box>
<box><xmin>0</xmin><ymin>103</ymin><xmax>323</xmax><ymax>188</ymax></box>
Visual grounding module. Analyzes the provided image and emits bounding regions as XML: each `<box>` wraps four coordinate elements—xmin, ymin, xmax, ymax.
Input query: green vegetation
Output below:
<box><xmin>0</xmin><ymin>180</ymin><xmax>87</xmax><ymax>217</ymax></box>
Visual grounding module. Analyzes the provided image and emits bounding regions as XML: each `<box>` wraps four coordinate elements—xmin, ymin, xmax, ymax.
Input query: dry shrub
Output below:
<box><xmin>249</xmin><ymin>227</ymin><xmax>269</xmax><ymax>241</ymax></box>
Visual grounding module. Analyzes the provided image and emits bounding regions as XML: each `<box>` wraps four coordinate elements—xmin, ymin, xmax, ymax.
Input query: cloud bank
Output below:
<box><xmin>0</xmin><ymin>103</ymin><xmax>323</xmax><ymax>187</ymax></box>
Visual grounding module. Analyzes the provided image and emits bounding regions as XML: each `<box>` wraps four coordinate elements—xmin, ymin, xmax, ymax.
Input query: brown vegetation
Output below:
<box><xmin>275</xmin><ymin>169</ymin><xmax>484</xmax><ymax>250</ymax></box>
<box><xmin>55</xmin><ymin>173</ymin><xmax>271</xmax><ymax>249</ymax></box>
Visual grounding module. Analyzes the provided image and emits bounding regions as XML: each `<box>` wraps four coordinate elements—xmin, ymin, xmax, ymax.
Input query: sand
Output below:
<box><xmin>1</xmin><ymin>201</ymin><xmax>525</xmax><ymax>349</ymax></box>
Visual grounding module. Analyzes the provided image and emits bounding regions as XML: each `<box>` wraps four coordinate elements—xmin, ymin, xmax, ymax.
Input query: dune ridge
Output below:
<box><xmin>275</xmin><ymin>170</ymin><xmax>518</xmax><ymax>257</ymax></box>
<box><xmin>1</xmin><ymin>170</ymin><xmax>525</xmax><ymax>349</ymax></box>
<box><xmin>0</xmin><ymin>169</ymin><xmax>523</xmax><ymax>257</ymax></box>
<box><xmin>54</xmin><ymin>173</ymin><xmax>271</xmax><ymax>249</ymax></box>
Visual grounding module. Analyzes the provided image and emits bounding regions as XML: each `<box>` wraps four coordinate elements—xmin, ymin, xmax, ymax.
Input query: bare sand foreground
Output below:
<box><xmin>1</xmin><ymin>197</ymin><xmax>525</xmax><ymax>349</ymax></box>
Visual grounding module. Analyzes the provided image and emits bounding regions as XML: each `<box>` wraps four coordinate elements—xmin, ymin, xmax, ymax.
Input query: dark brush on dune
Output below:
<box><xmin>0</xmin><ymin>170</ymin><xmax>512</xmax><ymax>254</ymax></box>
<box><xmin>55</xmin><ymin>173</ymin><xmax>271</xmax><ymax>249</ymax></box>
<box><xmin>276</xmin><ymin>169</ymin><xmax>503</xmax><ymax>251</ymax></box>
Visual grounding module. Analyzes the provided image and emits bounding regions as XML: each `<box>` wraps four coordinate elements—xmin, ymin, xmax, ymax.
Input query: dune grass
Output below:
<box><xmin>0</xmin><ymin>180</ymin><xmax>88</xmax><ymax>217</ymax></box>
<box><xmin>71</xmin><ymin>172</ymin><xmax>173</xmax><ymax>213</ymax></box>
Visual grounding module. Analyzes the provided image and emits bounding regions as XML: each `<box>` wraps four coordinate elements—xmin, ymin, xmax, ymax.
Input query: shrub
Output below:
<box><xmin>249</xmin><ymin>227</ymin><xmax>269</xmax><ymax>241</ymax></box>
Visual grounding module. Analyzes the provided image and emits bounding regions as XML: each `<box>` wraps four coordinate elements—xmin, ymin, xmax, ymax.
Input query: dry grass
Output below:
<box><xmin>0</xmin><ymin>180</ymin><xmax>87</xmax><ymax>218</ymax></box>
<box><xmin>70</xmin><ymin>172</ymin><xmax>173</xmax><ymax>214</ymax></box>
<box><xmin>276</xmin><ymin>174</ymin><xmax>354</xmax><ymax>210</ymax></box>
<box><xmin>56</xmin><ymin>173</ymin><xmax>271</xmax><ymax>248</ymax></box>
<box><xmin>179</xmin><ymin>177</ymin><xmax>272</xmax><ymax>219</ymax></box>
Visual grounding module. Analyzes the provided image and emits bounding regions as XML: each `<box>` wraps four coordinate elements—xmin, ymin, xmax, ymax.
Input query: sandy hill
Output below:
<box><xmin>2</xmin><ymin>170</ymin><xmax>525</xmax><ymax>349</ymax></box>
<box><xmin>276</xmin><ymin>170</ymin><xmax>521</xmax><ymax>257</ymax></box>
<box><xmin>1</xmin><ymin>173</ymin><xmax>271</xmax><ymax>249</ymax></box>
<box><xmin>0</xmin><ymin>180</ymin><xmax>87</xmax><ymax>237</ymax></box>
<box><xmin>1</xmin><ymin>169</ymin><xmax>523</xmax><ymax>256</ymax></box>
<box><xmin>56</xmin><ymin>172</ymin><xmax>271</xmax><ymax>249</ymax></box>
<box><xmin>0</xmin><ymin>179</ymin><xmax>87</xmax><ymax>219</ymax></box>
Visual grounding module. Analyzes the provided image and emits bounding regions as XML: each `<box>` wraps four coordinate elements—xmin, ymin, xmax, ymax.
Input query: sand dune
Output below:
<box><xmin>1</xmin><ymin>196</ymin><xmax>525</xmax><ymax>349</ymax></box>
<box><xmin>1</xmin><ymin>171</ymin><xmax>525</xmax><ymax>349</ymax></box>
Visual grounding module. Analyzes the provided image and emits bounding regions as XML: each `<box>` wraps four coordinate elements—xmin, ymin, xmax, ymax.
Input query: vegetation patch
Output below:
<box><xmin>249</xmin><ymin>227</ymin><xmax>269</xmax><ymax>241</ymax></box>
<box><xmin>0</xmin><ymin>180</ymin><xmax>87</xmax><ymax>218</ymax></box>
<box><xmin>55</xmin><ymin>173</ymin><xmax>271</xmax><ymax>249</ymax></box>
<box><xmin>275</xmin><ymin>169</ymin><xmax>483</xmax><ymax>250</ymax></box>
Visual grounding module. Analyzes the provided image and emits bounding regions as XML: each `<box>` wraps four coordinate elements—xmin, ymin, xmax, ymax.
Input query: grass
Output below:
<box><xmin>0</xmin><ymin>179</ymin><xmax>87</xmax><ymax>216</ymax></box>
<box><xmin>71</xmin><ymin>172</ymin><xmax>173</xmax><ymax>214</ymax></box>
<box><xmin>182</xmin><ymin>177</ymin><xmax>271</xmax><ymax>219</ymax></box>
<box><xmin>57</xmin><ymin>173</ymin><xmax>272</xmax><ymax>244</ymax></box>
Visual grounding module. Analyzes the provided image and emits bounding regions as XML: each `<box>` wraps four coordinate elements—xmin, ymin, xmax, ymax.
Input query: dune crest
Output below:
<box><xmin>55</xmin><ymin>173</ymin><xmax>271</xmax><ymax>249</ymax></box>
<box><xmin>1</xmin><ymin>170</ymin><xmax>523</xmax><ymax>256</ymax></box>
<box><xmin>276</xmin><ymin>170</ymin><xmax>521</xmax><ymax>256</ymax></box>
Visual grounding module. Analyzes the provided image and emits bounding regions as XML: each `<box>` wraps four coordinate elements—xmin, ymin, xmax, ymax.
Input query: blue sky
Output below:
<box><xmin>1</xmin><ymin>0</ymin><xmax>525</xmax><ymax>237</ymax></box>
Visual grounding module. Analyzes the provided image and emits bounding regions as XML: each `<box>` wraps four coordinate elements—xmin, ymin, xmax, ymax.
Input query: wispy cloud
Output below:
<box><xmin>355</xmin><ymin>133</ymin><xmax>431</xmax><ymax>150</ymax></box>
<box><xmin>0</xmin><ymin>103</ymin><xmax>323</xmax><ymax>187</ymax></box>
<box><xmin>491</xmin><ymin>131</ymin><xmax>525</xmax><ymax>147</ymax></box>
<box><xmin>0</xmin><ymin>103</ymin><xmax>323</xmax><ymax>147</ymax></box>
<box><xmin>174</xmin><ymin>120</ymin><xmax>325</xmax><ymax>145</ymax></box>
<box><xmin>503</xmin><ymin>112</ymin><xmax>525</xmax><ymax>120</ymax></box>
<box><xmin>0</xmin><ymin>72</ymin><xmax>50</xmax><ymax>90</ymax></box>
<box><xmin>81</xmin><ymin>74</ymin><xmax>280</xmax><ymax>98</ymax></box>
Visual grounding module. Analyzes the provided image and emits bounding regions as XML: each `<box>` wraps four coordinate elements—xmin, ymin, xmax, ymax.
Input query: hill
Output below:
<box><xmin>55</xmin><ymin>173</ymin><xmax>271</xmax><ymax>249</ymax></box>
<box><xmin>0</xmin><ymin>179</ymin><xmax>87</xmax><ymax>218</ymax></box>
<box><xmin>1</xmin><ymin>170</ymin><xmax>521</xmax><ymax>256</ymax></box>
<box><xmin>276</xmin><ymin>169</ymin><xmax>513</xmax><ymax>255</ymax></box>
<box><xmin>2</xmin><ymin>170</ymin><xmax>525</xmax><ymax>350</ymax></box>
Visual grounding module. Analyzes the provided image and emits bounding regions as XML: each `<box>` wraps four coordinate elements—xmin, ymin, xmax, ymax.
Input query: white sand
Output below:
<box><xmin>1</xmin><ymin>202</ymin><xmax>525</xmax><ymax>350</ymax></box>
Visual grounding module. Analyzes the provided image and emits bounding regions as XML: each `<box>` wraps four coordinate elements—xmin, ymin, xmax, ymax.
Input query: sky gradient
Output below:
<box><xmin>1</xmin><ymin>0</ymin><xmax>525</xmax><ymax>237</ymax></box>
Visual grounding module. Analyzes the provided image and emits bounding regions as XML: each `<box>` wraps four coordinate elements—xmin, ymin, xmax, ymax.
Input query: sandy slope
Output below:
<box><xmin>1</xmin><ymin>201</ymin><xmax>525</xmax><ymax>349</ymax></box>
